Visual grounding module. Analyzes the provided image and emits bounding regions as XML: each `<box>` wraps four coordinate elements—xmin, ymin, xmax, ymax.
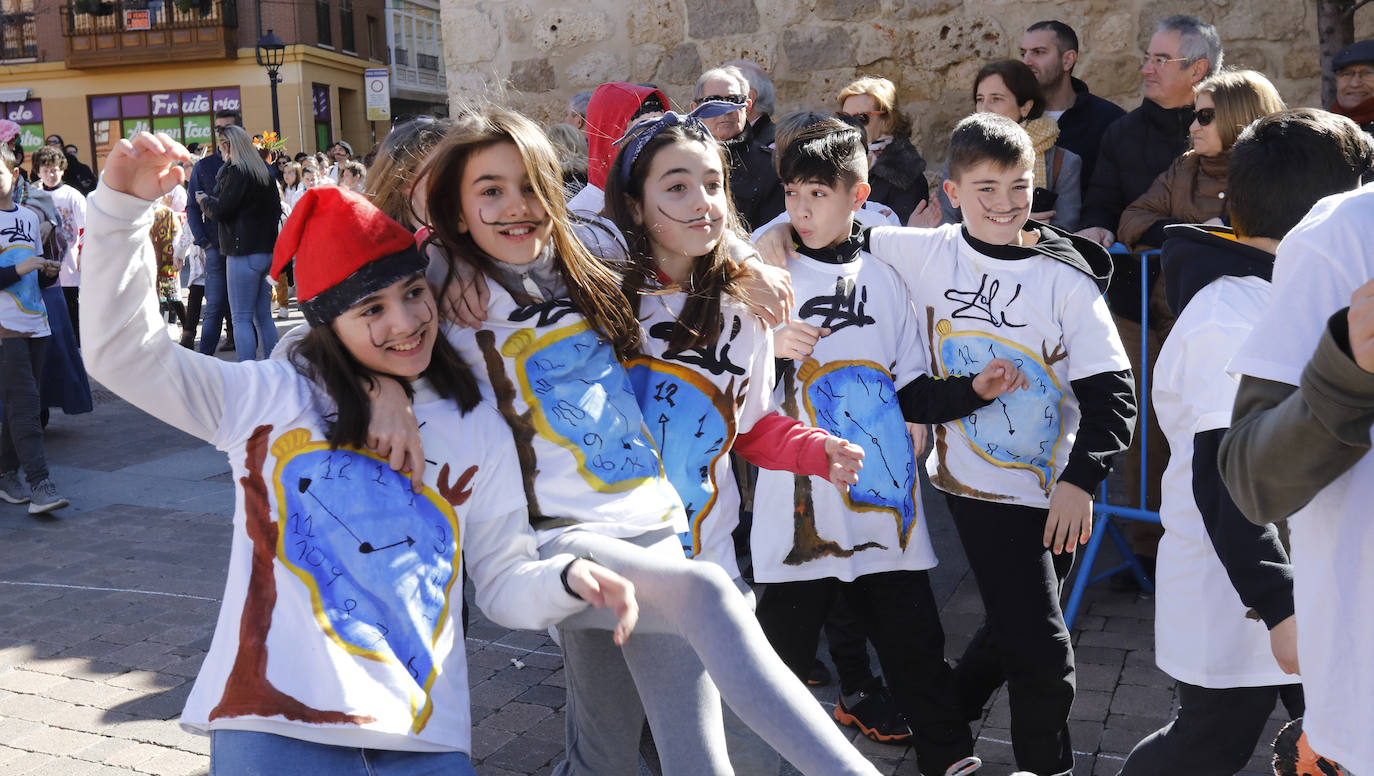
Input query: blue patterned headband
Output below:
<box><xmin>616</xmin><ymin>100</ymin><xmax>744</xmax><ymax>188</ymax></box>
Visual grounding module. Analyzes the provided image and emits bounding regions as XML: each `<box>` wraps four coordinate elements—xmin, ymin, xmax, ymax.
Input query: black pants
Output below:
<box><xmin>825</xmin><ymin>592</ymin><xmax>878</xmax><ymax>695</ymax></box>
<box><xmin>947</xmin><ymin>493</ymin><xmax>1076</xmax><ymax>776</ymax></box>
<box><xmin>1119</xmin><ymin>681</ymin><xmax>1304</xmax><ymax>775</ymax></box>
<box><xmin>62</xmin><ymin>286</ymin><xmax>79</xmax><ymax>347</ymax></box>
<box><xmin>757</xmin><ymin>570</ymin><xmax>973</xmax><ymax>773</ymax></box>
<box><xmin>183</xmin><ymin>283</ymin><xmax>205</xmax><ymax>340</ymax></box>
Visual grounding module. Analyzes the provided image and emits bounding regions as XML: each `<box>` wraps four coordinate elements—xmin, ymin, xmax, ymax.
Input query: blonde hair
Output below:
<box><xmin>217</xmin><ymin>125</ymin><xmax>272</xmax><ymax>187</ymax></box>
<box><xmin>545</xmin><ymin>122</ymin><xmax>588</xmax><ymax>182</ymax></box>
<box><xmin>1195</xmin><ymin>69</ymin><xmax>1287</xmax><ymax>149</ymax></box>
<box><xmin>837</xmin><ymin>76</ymin><xmax>912</xmax><ymax>137</ymax></box>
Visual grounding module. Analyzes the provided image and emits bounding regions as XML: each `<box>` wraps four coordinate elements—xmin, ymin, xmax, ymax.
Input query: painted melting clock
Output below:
<box><xmin>271</xmin><ymin>429</ymin><xmax>460</xmax><ymax>733</ymax></box>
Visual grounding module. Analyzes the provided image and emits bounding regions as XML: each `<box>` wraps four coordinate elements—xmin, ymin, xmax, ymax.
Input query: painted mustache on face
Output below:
<box><xmin>478</xmin><ymin>209</ymin><xmax>545</xmax><ymax>228</ymax></box>
<box><xmin>368</xmin><ymin>298</ymin><xmax>436</xmax><ymax>348</ymax></box>
<box><xmin>656</xmin><ymin>205</ymin><xmax>721</xmax><ymax>226</ymax></box>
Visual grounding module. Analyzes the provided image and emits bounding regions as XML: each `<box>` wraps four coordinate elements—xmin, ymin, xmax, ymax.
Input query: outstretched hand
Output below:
<box><xmin>102</xmin><ymin>132</ymin><xmax>193</xmax><ymax>201</ymax></box>
<box><xmin>564</xmin><ymin>560</ymin><xmax>639</xmax><ymax>645</ymax></box>
<box><xmin>972</xmin><ymin>358</ymin><xmax>1030</xmax><ymax>399</ymax></box>
<box><xmin>825</xmin><ymin>435</ymin><xmax>864</xmax><ymax>494</ymax></box>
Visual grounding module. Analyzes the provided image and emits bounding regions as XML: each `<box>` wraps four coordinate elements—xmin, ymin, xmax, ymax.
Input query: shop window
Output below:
<box><xmin>88</xmin><ymin>87</ymin><xmax>241</xmax><ymax>170</ymax></box>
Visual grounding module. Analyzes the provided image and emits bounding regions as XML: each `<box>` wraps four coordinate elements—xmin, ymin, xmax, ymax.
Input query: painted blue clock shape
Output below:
<box><xmin>625</xmin><ymin>358</ymin><xmax>733</xmax><ymax>557</ymax></box>
<box><xmin>934</xmin><ymin>320</ymin><xmax>1066</xmax><ymax>496</ymax></box>
<box><xmin>502</xmin><ymin>322</ymin><xmax>662</xmax><ymax>492</ymax></box>
<box><xmin>271</xmin><ymin>430</ymin><xmax>459</xmax><ymax>733</ymax></box>
<box><xmin>0</xmin><ymin>241</ymin><xmax>46</xmax><ymax>319</ymax></box>
<box><xmin>798</xmin><ymin>359</ymin><xmax>919</xmax><ymax>548</ymax></box>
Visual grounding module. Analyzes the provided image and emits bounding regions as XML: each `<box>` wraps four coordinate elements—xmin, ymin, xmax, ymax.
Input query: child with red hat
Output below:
<box><xmin>78</xmin><ymin>131</ymin><xmax>639</xmax><ymax>773</ymax></box>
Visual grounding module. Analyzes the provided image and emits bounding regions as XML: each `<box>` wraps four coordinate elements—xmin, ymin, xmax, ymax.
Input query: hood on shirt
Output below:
<box><xmin>1027</xmin><ymin>219</ymin><xmax>1115</xmax><ymax>293</ymax></box>
<box><xmin>1161</xmin><ymin>223</ymin><xmax>1274</xmax><ymax>315</ymax></box>
<box><xmin>585</xmin><ymin>82</ymin><xmax>671</xmax><ymax>190</ymax></box>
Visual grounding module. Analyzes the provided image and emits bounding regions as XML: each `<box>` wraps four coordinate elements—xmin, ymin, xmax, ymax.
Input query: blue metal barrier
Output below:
<box><xmin>1063</xmin><ymin>245</ymin><xmax>1163</xmax><ymax>629</ymax></box>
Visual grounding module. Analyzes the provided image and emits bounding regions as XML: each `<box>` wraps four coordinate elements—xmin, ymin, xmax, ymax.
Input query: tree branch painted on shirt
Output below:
<box><xmin>477</xmin><ymin>330</ymin><xmax>543</xmax><ymax>521</ymax></box>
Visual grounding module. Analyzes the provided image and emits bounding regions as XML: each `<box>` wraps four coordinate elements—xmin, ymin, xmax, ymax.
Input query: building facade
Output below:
<box><xmin>386</xmin><ymin>0</ymin><xmax>446</xmax><ymax>118</ymax></box>
<box><xmin>0</xmin><ymin>0</ymin><xmax>441</xmax><ymax>174</ymax></box>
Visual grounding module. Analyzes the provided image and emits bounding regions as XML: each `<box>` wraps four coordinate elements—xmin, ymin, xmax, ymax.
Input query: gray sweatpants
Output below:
<box><xmin>542</xmin><ymin>527</ymin><xmax>878</xmax><ymax>776</ymax></box>
<box><xmin>0</xmin><ymin>336</ymin><xmax>50</xmax><ymax>486</ymax></box>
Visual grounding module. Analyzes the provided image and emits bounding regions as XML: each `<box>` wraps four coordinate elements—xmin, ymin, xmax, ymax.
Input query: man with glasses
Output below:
<box><xmin>1077</xmin><ymin>14</ymin><xmax>1221</xmax><ymax>249</ymax></box>
<box><xmin>692</xmin><ymin>65</ymin><xmax>784</xmax><ymax>230</ymax></box>
<box><xmin>1330</xmin><ymin>39</ymin><xmax>1374</xmax><ymax>134</ymax></box>
<box><xmin>184</xmin><ymin>110</ymin><xmax>242</xmax><ymax>353</ymax></box>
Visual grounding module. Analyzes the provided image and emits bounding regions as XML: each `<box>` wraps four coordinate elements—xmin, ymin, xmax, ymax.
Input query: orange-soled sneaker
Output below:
<box><xmin>833</xmin><ymin>686</ymin><xmax>912</xmax><ymax>744</ymax></box>
<box><xmin>1272</xmin><ymin>718</ymin><xmax>1350</xmax><ymax>776</ymax></box>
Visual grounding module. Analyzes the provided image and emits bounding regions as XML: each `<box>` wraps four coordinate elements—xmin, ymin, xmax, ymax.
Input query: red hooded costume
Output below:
<box><xmin>584</xmin><ymin>82</ymin><xmax>671</xmax><ymax>191</ymax></box>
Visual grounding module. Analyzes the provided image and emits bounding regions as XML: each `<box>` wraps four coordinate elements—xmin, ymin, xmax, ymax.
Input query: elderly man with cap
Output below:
<box><xmin>43</xmin><ymin>135</ymin><xmax>97</xmax><ymax>195</ymax></box>
<box><xmin>1331</xmin><ymin>39</ymin><xmax>1374</xmax><ymax>134</ymax></box>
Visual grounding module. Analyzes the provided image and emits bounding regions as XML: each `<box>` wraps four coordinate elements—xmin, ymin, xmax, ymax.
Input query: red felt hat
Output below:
<box><xmin>272</xmin><ymin>186</ymin><xmax>426</xmax><ymax>326</ymax></box>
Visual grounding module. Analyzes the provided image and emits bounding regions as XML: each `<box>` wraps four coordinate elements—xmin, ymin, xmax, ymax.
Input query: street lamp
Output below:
<box><xmin>255</xmin><ymin>29</ymin><xmax>286</xmax><ymax>137</ymax></box>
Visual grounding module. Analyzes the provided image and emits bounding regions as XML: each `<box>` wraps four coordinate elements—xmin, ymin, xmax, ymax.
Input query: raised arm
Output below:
<box><xmin>81</xmin><ymin>133</ymin><xmax>233</xmax><ymax>441</ymax></box>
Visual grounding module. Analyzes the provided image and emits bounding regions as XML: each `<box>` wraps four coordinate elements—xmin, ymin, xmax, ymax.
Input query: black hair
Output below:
<box><xmin>776</xmin><ymin>116</ymin><xmax>867</xmax><ymax>190</ymax></box>
<box><xmin>632</xmin><ymin>93</ymin><xmax>667</xmax><ymax>121</ymax></box>
<box><xmin>1027</xmin><ymin>20</ymin><xmax>1079</xmax><ymax>54</ymax></box>
<box><xmin>291</xmin><ymin>285</ymin><xmax>481</xmax><ymax>451</ymax></box>
<box><xmin>947</xmin><ymin>113</ymin><xmax>1036</xmax><ymax>181</ymax></box>
<box><xmin>213</xmin><ymin>109</ymin><xmax>243</xmax><ymax>126</ymax></box>
<box><xmin>1228</xmin><ymin>108</ymin><xmax>1374</xmax><ymax>241</ymax></box>
<box><xmin>975</xmin><ymin>60</ymin><xmax>1046</xmax><ymax>121</ymax></box>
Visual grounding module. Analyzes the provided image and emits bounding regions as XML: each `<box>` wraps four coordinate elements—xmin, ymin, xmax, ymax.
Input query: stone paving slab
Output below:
<box><xmin>0</xmin><ymin>382</ymin><xmax>1289</xmax><ymax>775</ymax></box>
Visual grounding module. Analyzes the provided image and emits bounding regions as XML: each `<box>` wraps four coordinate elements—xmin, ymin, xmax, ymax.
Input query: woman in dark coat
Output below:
<box><xmin>197</xmin><ymin>125</ymin><xmax>281</xmax><ymax>361</ymax></box>
<box><xmin>837</xmin><ymin>76</ymin><xmax>930</xmax><ymax>224</ymax></box>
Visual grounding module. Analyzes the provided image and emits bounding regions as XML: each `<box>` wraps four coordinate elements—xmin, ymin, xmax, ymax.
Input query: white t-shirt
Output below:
<box><xmin>46</xmin><ymin>184</ymin><xmax>86</xmax><ymax>287</ymax></box>
<box><xmin>446</xmin><ymin>282</ymin><xmax>687</xmax><ymax>543</ymax></box>
<box><xmin>1227</xmin><ymin>183</ymin><xmax>1374</xmax><ymax>774</ymax></box>
<box><xmin>627</xmin><ymin>291</ymin><xmax>774</xmax><ymax>580</ymax></box>
<box><xmin>1152</xmin><ymin>274</ymin><xmax>1297</xmax><ymax>689</ymax></box>
<box><xmin>750</xmin><ymin>250</ymin><xmax>939</xmax><ymax>583</ymax></box>
<box><xmin>868</xmin><ymin>224</ymin><xmax>1130</xmax><ymax>507</ymax></box>
<box><xmin>181</xmin><ymin>368</ymin><xmax>573</xmax><ymax>752</ymax></box>
<box><xmin>0</xmin><ymin>205</ymin><xmax>50</xmax><ymax>338</ymax></box>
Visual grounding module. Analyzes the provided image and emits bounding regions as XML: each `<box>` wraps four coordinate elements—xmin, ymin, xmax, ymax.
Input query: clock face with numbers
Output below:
<box><xmin>935</xmin><ymin>320</ymin><xmax>1067</xmax><ymax>496</ymax></box>
<box><xmin>798</xmin><ymin>359</ymin><xmax>919</xmax><ymax>548</ymax></box>
<box><xmin>501</xmin><ymin>321</ymin><xmax>663</xmax><ymax>493</ymax></box>
<box><xmin>269</xmin><ymin>429</ymin><xmax>459</xmax><ymax>733</ymax></box>
<box><xmin>624</xmin><ymin>357</ymin><xmax>734</xmax><ymax>556</ymax></box>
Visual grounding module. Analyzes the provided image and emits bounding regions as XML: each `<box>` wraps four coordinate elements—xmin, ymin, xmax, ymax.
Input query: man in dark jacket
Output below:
<box><xmin>1077</xmin><ymin>14</ymin><xmax>1221</xmax><ymax>247</ymax></box>
<box><xmin>1020</xmin><ymin>21</ymin><xmax>1125</xmax><ymax>192</ymax></box>
<box><xmin>692</xmin><ymin>65</ymin><xmax>784</xmax><ymax>232</ymax></box>
<box><xmin>185</xmin><ymin>109</ymin><xmax>241</xmax><ymax>355</ymax></box>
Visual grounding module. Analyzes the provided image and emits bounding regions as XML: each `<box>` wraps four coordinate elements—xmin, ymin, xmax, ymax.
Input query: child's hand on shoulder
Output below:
<box><xmin>439</xmin><ymin>254</ymin><xmax>490</xmax><ymax>329</ymax></box>
<box><xmin>365</xmin><ymin>376</ymin><xmax>426</xmax><ymax>492</ymax></box>
<box><xmin>774</xmin><ymin>320</ymin><xmax>829</xmax><ymax>360</ymax></box>
<box><xmin>102</xmin><ymin>132</ymin><xmax>192</xmax><ymax>201</ymax></box>
<box><xmin>972</xmin><ymin>358</ymin><xmax>1030</xmax><ymax>400</ymax></box>
<box><xmin>1044</xmin><ymin>480</ymin><xmax>1092</xmax><ymax>554</ymax></box>
<box><xmin>739</xmin><ymin>262</ymin><xmax>793</xmax><ymax>326</ymax></box>
<box><xmin>1349</xmin><ymin>278</ymin><xmax>1374</xmax><ymax>374</ymax></box>
<box><xmin>753</xmin><ymin>223</ymin><xmax>800</xmax><ymax>268</ymax></box>
<box><xmin>824</xmin><ymin>436</ymin><xmax>864</xmax><ymax>494</ymax></box>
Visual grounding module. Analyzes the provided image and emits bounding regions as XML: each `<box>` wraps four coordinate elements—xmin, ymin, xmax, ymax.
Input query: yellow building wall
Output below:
<box><xmin>1</xmin><ymin>45</ymin><xmax>388</xmax><ymax>170</ymax></box>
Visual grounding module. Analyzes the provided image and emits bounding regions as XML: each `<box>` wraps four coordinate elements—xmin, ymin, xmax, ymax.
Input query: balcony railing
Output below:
<box><xmin>1</xmin><ymin>11</ymin><xmax>38</xmax><ymax>60</ymax></box>
<box><xmin>61</xmin><ymin>0</ymin><xmax>237</xmax><ymax>67</ymax></box>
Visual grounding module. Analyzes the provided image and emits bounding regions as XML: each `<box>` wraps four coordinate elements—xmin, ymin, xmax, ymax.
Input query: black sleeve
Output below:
<box><xmin>0</xmin><ymin>265</ymin><xmax>18</xmax><ymax>289</ymax></box>
<box><xmin>201</xmin><ymin>168</ymin><xmax>244</xmax><ymax>221</ymax></box>
<box><xmin>897</xmin><ymin>374</ymin><xmax>992</xmax><ymax>424</ymax></box>
<box><xmin>1058</xmin><ymin>369</ymin><xmax>1137</xmax><ymax>491</ymax></box>
<box><xmin>1138</xmin><ymin>218</ymin><xmax>1182</xmax><ymax>250</ymax></box>
<box><xmin>1192</xmin><ymin>428</ymin><xmax>1295</xmax><ymax>629</ymax></box>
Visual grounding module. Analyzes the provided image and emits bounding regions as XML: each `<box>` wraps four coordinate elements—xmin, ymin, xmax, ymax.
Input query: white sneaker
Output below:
<box><xmin>0</xmin><ymin>471</ymin><xmax>28</xmax><ymax>504</ymax></box>
<box><xmin>275</xmin><ymin>305</ymin><xmax>289</xmax><ymax>319</ymax></box>
<box><xmin>28</xmin><ymin>479</ymin><xmax>68</xmax><ymax>515</ymax></box>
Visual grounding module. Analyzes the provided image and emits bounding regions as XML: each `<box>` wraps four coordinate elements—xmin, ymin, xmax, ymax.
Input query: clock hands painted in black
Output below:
<box><xmin>300</xmin><ymin>478</ymin><xmax>415</xmax><ymax>555</ymax></box>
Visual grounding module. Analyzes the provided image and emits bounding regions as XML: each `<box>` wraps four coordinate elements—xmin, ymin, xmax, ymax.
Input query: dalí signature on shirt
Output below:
<box><xmin>945</xmin><ymin>274</ymin><xmax>1027</xmax><ymax>328</ymax></box>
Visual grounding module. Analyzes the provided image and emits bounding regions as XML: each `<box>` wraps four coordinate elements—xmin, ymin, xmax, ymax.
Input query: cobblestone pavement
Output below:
<box><xmin>1</xmin><ymin>354</ymin><xmax>1286</xmax><ymax>775</ymax></box>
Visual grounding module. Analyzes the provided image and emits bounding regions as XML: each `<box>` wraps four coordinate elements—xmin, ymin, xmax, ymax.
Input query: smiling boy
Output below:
<box><xmin>32</xmin><ymin>146</ymin><xmax>85</xmax><ymax>339</ymax></box>
<box><xmin>859</xmin><ymin>113</ymin><xmax>1136</xmax><ymax>776</ymax></box>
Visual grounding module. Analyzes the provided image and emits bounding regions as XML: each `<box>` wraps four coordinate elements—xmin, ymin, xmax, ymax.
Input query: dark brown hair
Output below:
<box><xmin>420</xmin><ymin>106</ymin><xmax>641</xmax><ymax>359</ymax></box>
<box><xmin>947</xmin><ymin>113</ymin><xmax>1036</xmax><ymax>181</ymax></box>
<box><xmin>290</xmin><ymin>281</ymin><xmax>481</xmax><ymax>450</ymax></box>
<box><xmin>974</xmin><ymin>60</ymin><xmax>1046</xmax><ymax>122</ymax></box>
<box><xmin>31</xmin><ymin>146</ymin><xmax>66</xmax><ymax>171</ymax></box>
<box><xmin>603</xmin><ymin>118</ymin><xmax>750</xmax><ymax>352</ymax></box>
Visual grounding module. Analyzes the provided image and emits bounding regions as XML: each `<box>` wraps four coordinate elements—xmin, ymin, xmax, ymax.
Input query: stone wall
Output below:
<box><xmin>442</xmin><ymin>0</ymin><xmax>1374</xmax><ymax>166</ymax></box>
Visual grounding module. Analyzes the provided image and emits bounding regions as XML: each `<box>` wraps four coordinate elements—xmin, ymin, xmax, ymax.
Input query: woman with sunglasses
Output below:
<box><xmin>1118</xmin><ymin>70</ymin><xmax>1286</xmax><ymax>251</ymax></box>
<box><xmin>836</xmin><ymin>76</ymin><xmax>931</xmax><ymax>225</ymax></box>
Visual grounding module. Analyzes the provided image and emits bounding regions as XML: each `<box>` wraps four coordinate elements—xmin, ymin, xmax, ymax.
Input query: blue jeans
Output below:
<box><xmin>226</xmin><ymin>252</ymin><xmax>279</xmax><ymax>362</ymax></box>
<box><xmin>210</xmin><ymin>730</ymin><xmax>477</xmax><ymax>775</ymax></box>
<box><xmin>197</xmin><ymin>246</ymin><xmax>229</xmax><ymax>355</ymax></box>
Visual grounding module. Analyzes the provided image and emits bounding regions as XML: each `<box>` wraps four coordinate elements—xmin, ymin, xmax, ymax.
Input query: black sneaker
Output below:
<box><xmin>833</xmin><ymin>686</ymin><xmax>911</xmax><ymax>744</ymax></box>
<box><xmin>807</xmin><ymin>659</ymin><xmax>831</xmax><ymax>687</ymax></box>
<box><xmin>1273</xmin><ymin>718</ymin><xmax>1350</xmax><ymax>776</ymax></box>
